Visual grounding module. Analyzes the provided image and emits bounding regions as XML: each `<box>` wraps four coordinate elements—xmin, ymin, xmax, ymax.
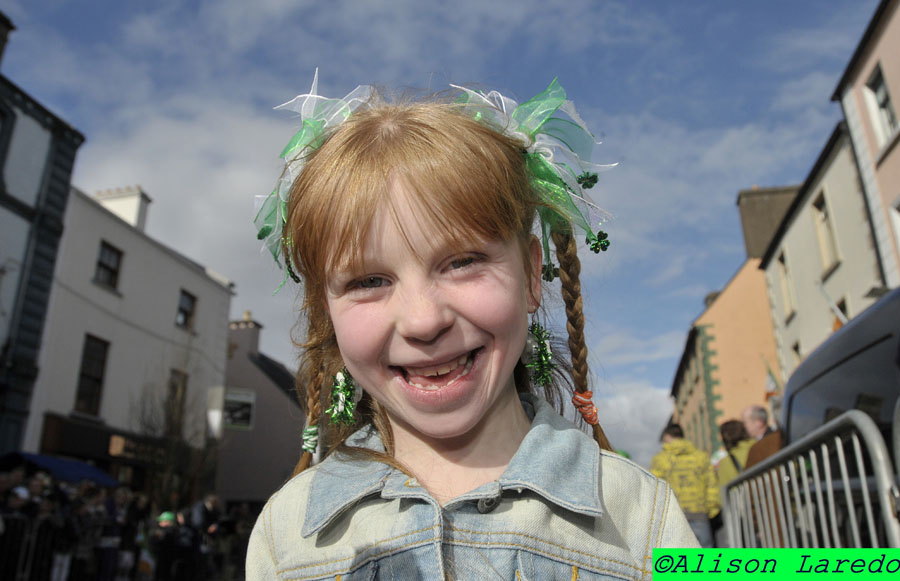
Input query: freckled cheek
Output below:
<box><xmin>465</xmin><ymin>292</ymin><xmax>529</xmax><ymax>345</ymax></box>
<box><xmin>330</xmin><ymin>305</ymin><xmax>390</xmax><ymax>367</ymax></box>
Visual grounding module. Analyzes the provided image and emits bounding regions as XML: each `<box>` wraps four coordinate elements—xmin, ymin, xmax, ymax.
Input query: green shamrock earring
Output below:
<box><xmin>326</xmin><ymin>368</ymin><xmax>358</xmax><ymax>426</ymax></box>
<box><xmin>523</xmin><ymin>321</ymin><xmax>555</xmax><ymax>389</ymax></box>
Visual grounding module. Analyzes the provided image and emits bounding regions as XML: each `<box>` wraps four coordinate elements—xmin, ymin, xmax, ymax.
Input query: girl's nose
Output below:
<box><xmin>394</xmin><ymin>285</ymin><xmax>453</xmax><ymax>343</ymax></box>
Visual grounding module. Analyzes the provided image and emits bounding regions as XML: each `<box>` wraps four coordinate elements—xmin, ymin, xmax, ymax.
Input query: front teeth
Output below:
<box><xmin>417</xmin><ymin>354</ymin><xmax>469</xmax><ymax>378</ymax></box>
<box><xmin>407</xmin><ymin>353</ymin><xmax>475</xmax><ymax>390</ymax></box>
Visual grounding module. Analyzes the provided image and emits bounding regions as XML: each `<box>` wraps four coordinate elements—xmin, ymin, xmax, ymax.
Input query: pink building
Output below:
<box><xmin>832</xmin><ymin>0</ymin><xmax>900</xmax><ymax>289</ymax></box>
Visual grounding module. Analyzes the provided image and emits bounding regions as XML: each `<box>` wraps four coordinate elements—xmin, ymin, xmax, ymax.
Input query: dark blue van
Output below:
<box><xmin>781</xmin><ymin>287</ymin><xmax>900</xmax><ymax>456</ymax></box>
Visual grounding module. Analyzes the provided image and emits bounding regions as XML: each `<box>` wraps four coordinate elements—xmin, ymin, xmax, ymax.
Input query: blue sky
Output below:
<box><xmin>1</xmin><ymin>0</ymin><xmax>879</xmax><ymax>466</ymax></box>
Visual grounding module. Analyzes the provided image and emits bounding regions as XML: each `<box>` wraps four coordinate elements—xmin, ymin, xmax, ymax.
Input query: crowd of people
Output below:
<box><xmin>651</xmin><ymin>404</ymin><xmax>780</xmax><ymax>548</ymax></box>
<box><xmin>0</xmin><ymin>468</ymin><xmax>254</xmax><ymax>580</ymax></box>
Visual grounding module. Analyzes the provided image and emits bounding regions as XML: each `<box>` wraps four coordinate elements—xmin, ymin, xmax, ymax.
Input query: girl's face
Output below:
<box><xmin>325</xmin><ymin>180</ymin><xmax>542</xmax><ymax>444</ymax></box>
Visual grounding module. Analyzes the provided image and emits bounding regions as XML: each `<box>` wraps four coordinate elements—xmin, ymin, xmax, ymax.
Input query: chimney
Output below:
<box><xmin>228</xmin><ymin>311</ymin><xmax>264</xmax><ymax>356</ymax></box>
<box><xmin>0</xmin><ymin>12</ymin><xmax>16</xmax><ymax>66</ymax></box>
<box><xmin>735</xmin><ymin>185</ymin><xmax>799</xmax><ymax>259</ymax></box>
<box><xmin>93</xmin><ymin>186</ymin><xmax>153</xmax><ymax>231</ymax></box>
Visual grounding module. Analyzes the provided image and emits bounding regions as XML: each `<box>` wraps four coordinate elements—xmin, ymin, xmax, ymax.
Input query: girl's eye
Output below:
<box><xmin>449</xmin><ymin>255</ymin><xmax>479</xmax><ymax>270</ymax></box>
<box><xmin>349</xmin><ymin>276</ymin><xmax>388</xmax><ymax>290</ymax></box>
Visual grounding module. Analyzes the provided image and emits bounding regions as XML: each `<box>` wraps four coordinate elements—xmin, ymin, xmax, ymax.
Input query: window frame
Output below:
<box><xmin>865</xmin><ymin>65</ymin><xmax>899</xmax><ymax>149</ymax></box>
<box><xmin>93</xmin><ymin>240</ymin><xmax>123</xmax><ymax>290</ymax></box>
<box><xmin>777</xmin><ymin>251</ymin><xmax>797</xmax><ymax>323</ymax></box>
<box><xmin>791</xmin><ymin>341</ymin><xmax>802</xmax><ymax>371</ymax></box>
<box><xmin>175</xmin><ymin>289</ymin><xmax>196</xmax><ymax>330</ymax></box>
<box><xmin>811</xmin><ymin>191</ymin><xmax>840</xmax><ymax>277</ymax></box>
<box><xmin>0</xmin><ymin>99</ymin><xmax>16</xmax><ymax>195</ymax></box>
<box><xmin>223</xmin><ymin>389</ymin><xmax>256</xmax><ymax>431</ymax></box>
<box><xmin>73</xmin><ymin>334</ymin><xmax>110</xmax><ymax>416</ymax></box>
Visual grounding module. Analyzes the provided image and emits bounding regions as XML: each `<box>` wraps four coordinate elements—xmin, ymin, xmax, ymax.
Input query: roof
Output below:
<box><xmin>735</xmin><ymin>185</ymin><xmax>801</xmax><ymax>202</ymax></box>
<box><xmin>70</xmin><ymin>186</ymin><xmax>234</xmax><ymax>293</ymax></box>
<box><xmin>831</xmin><ymin>0</ymin><xmax>896</xmax><ymax>101</ymax></box>
<box><xmin>0</xmin><ymin>75</ymin><xmax>84</xmax><ymax>145</ymax></box>
<box><xmin>249</xmin><ymin>351</ymin><xmax>300</xmax><ymax>404</ymax></box>
<box><xmin>759</xmin><ymin>122</ymin><xmax>848</xmax><ymax>269</ymax></box>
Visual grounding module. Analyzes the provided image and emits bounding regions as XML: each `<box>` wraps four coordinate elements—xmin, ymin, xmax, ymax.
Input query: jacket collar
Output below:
<box><xmin>302</xmin><ymin>394</ymin><xmax>604</xmax><ymax>537</ymax></box>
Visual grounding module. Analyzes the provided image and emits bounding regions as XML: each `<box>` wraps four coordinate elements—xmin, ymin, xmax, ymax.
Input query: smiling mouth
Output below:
<box><xmin>395</xmin><ymin>349</ymin><xmax>480</xmax><ymax>390</ymax></box>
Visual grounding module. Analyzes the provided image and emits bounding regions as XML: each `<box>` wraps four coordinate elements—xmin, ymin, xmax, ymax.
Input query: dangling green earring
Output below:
<box><xmin>326</xmin><ymin>368</ymin><xmax>358</xmax><ymax>425</ymax></box>
<box><xmin>523</xmin><ymin>321</ymin><xmax>555</xmax><ymax>388</ymax></box>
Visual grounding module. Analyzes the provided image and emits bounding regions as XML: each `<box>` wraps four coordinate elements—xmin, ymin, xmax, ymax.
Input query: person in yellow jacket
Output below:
<box><xmin>714</xmin><ymin>420</ymin><xmax>755</xmax><ymax>546</ymax></box>
<box><xmin>651</xmin><ymin>424</ymin><xmax>720</xmax><ymax>547</ymax></box>
<box><xmin>716</xmin><ymin>420</ymin><xmax>754</xmax><ymax>489</ymax></box>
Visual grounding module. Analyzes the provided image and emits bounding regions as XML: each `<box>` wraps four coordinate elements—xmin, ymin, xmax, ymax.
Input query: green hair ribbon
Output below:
<box><xmin>301</xmin><ymin>425</ymin><xmax>319</xmax><ymax>453</ymax></box>
<box><xmin>452</xmin><ymin>78</ymin><xmax>614</xmax><ymax>279</ymax></box>
<box><xmin>257</xmin><ymin>74</ymin><xmax>613</xmax><ymax>288</ymax></box>
<box><xmin>254</xmin><ymin>69</ymin><xmax>373</xmax><ymax>290</ymax></box>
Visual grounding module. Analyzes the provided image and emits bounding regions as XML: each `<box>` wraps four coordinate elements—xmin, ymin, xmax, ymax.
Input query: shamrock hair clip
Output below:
<box><xmin>254</xmin><ymin>69</ymin><xmax>373</xmax><ymax>290</ymax></box>
<box><xmin>451</xmin><ymin>78</ymin><xmax>615</xmax><ymax>279</ymax></box>
<box><xmin>256</xmin><ymin>74</ymin><xmax>615</xmax><ymax>288</ymax></box>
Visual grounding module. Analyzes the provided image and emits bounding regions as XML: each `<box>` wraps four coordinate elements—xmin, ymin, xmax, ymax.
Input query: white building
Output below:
<box><xmin>760</xmin><ymin>123</ymin><xmax>884</xmax><ymax>379</ymax></box>
<box><xmin>23</xmin><ymin>186</ymin><xmax>233</xmax><ymax>492</ymax></box>
<box><xmin>832</xmin><ymin>0</ymin><xmax>900</xmax><ymax>289</ymax></box>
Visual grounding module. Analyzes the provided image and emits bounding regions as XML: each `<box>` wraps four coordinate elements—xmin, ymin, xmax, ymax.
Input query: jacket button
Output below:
<box><xmin>477</xmin><ymin>496</ymin><xmax>500</xmax><ymax>514</ymax></box>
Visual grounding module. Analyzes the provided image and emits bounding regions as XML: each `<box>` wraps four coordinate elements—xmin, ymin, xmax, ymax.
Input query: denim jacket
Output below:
<box><xmin>247</xmin><ymin>395</ymin><xmax>697</xmax><ymax>580</ymax></box>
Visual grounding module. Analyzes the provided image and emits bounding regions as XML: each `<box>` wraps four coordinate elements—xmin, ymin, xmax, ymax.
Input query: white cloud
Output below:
<box><xmin>595</xmin><ymin>380</ymin><xmax>673</xmax><ymax>468</ymax></box>
<box><xmin>592</xmin><ymin>328</ymin><xmax>685</xmax><ymax>368</ymax></box>
<box><xmin>645</xmin><ymin>254</ymin><xmax>688</xmax><ymax>286</ymax></box>
<box><xmin>771</xmin><ymin>71</ymin><xmax>838</xmax><ymax>113</ymax></box>
<box><xmin>759</xmin><ymin>3</ymin><xmax>876</xmax><ymax>75</ymax></box>
<box><xmin>665</xmin><ymin>283</ymin><xmax>714</xmax><ymax>301</ymax></box>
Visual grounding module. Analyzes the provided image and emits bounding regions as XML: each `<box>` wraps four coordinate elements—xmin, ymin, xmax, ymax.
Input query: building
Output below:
<box><xmin>832</xmin><ymin>0</ymin><xmax>900</xmax><ymax>289</ymax></box>
<box><xmin>22</xmin><ymin>186</ymin><xmax>233</xmax><ymax>499</ymax></box>
<box><xmin>670</xmin><ymin>260</ymin><xmax>782</xmax><ymax>454</ymax></box>
<box><xmin>760</xmin><ymin>123</ymin><xmax>884</xmax><ymax>379</ymax></box>
<box><xmin>669</xmin><ymin>186</ymin><xmax>794</xmax><ymax>453</ymax></box>
<box><xmin>211</xmin><ymin>312</ymin><xmax>303</xmax><ymax>511</ymax></box>
<box><xmin>0</xmin><ymin>13</ymin><xmax>84</xmax><ymax>454</ymax></box>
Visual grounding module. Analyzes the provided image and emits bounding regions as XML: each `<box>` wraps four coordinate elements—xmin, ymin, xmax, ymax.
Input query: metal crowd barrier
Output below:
<box><xmin>894</xmin><ymin>398</ymin><xmax>900</xmax><ymax>484</ymax></box>
<box><xmin>721</xmin><ymin>409</ymin><xmax>900</xmax><ymax>548</ymax></box>
<box><xmin>0</xmin><ymin>513</ymin><xmax>63</xmax><ymax>581</ymax></box>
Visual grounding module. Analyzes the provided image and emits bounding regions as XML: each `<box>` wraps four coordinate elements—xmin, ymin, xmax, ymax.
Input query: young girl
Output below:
<box><xmin>247</xmin><ymin>73</ymin><xmax>697</xmax><ymax>580</ymax></box>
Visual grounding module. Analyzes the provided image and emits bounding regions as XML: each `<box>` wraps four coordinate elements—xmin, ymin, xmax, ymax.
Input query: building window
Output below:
<box><xmin>0</xmin><ymin>101</ymin><xmax>15</xmax><ymax>190</ymax></box>
<box><xmin>224</xmin><ymin>389</ymin><xmax>256</xmax><ymax>430</ymax></box>
<box><xmin>833</xmin><ymin>298</ymin><xmax>848</xmax><ymax>332</ymax></box>
<box><xmin>777</xmin><ymin>252</ymin><xmax>796</xmax><ymax>321</ymax></box>
<box><xmin>812</xmin><ymin>192</ymin><xmax>839</xmax><ymax>274</ymax></box>
<box><xmin>865</xmin><ymin>66</ymin><xmax>898</xmax><ymax>148</ymax></box>
<box><xmin>791</xmin><ymin>341</ymin><xmax>802</xmax><ymax>371</ymax></box>
<box><xmin>74</xmin><ymin>335</ymin><xmax>109</xmax><ymax>416</ymax></box>
<box><xmin>175</xmin><ymin>290</ymin><xmax>196</xmax><ymax>329</ymax></box>
<box><xmin>94</xmin><ymin>241</ymin><xmax>123</xmax><ymax>290</ymax></box>
<box><xmin>166</xmin><ymin>369</ymin><xmax>188</xmax><ymax>438</ymax></box>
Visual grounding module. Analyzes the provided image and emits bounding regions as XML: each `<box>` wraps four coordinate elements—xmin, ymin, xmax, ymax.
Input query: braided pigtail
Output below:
<box><xmin>291</xmin><ymin>370</ymin><xmax>323</xmax><ymax>476</ymax></box>
<box><xmin>290</xmin><ymin>289</ymin><xmax>341</xmax><ymax>476</ymax></box>
<box><xmin>551</xmin><ymin>230</ymin><xmax>613</xmax><ymax>452</ymax></box>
